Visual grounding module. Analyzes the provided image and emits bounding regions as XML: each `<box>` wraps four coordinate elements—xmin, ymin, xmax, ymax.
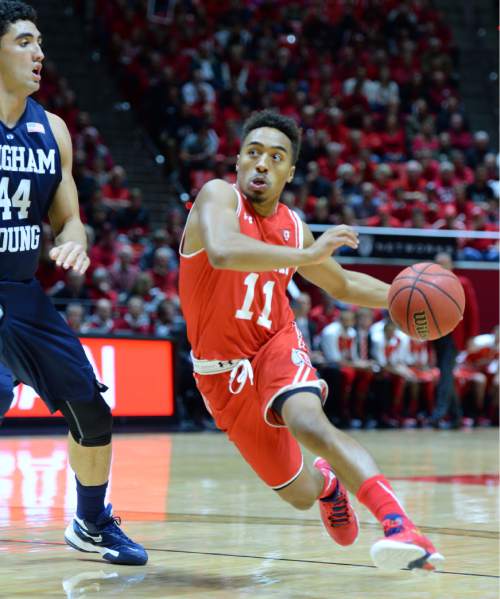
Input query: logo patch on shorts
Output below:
<box><xmin>291</xmin><ymin>349</ymin><xmax>312</xmax><ymax>367</ymax></box>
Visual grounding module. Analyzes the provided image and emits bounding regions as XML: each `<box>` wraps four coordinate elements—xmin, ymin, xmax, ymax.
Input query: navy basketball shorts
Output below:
<box><xmin>0</xmin><ymin>279</ymin><xmax>98</xmax><ymax>412</ymax></box>
<box><xmin>0</xmin><ymin>361</ymin><xmax>14</xmax><ymax>418</ymax></box>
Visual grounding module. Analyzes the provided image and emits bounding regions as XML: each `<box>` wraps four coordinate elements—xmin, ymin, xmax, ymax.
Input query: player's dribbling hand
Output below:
<box><xmin>306</xmin><ymin>225</ymin><xmax>359</xmax><ymax>264</ymax></box>
<box><xmin>49</xmin><ymin>242</ymin><xmax>90</xmax><ymax>274</ymax></box>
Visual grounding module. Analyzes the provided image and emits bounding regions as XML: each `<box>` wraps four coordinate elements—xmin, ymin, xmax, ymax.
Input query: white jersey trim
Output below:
<box><xmin>287</xmin><ymin>208</ymin><xmax>304</xmax><ymax>249</ymax></box>
<box><xmin>233</xmin><ymin>184</ymin><xmax>243</xmax><ymax>216</ymax></box>
<box><xmin>263</xmin><ymin>379</ymin><xmax>328</xmax><ymax>428</ymax></box>
<box><xmin>272</xmin><ymin>455</ymin><xmax>304</xmax><ymax>490</ymax></box>
<box><xmin>179</xmin><ymin>185</ymin><xmax>241</xmax><ymax>258</ymax></box>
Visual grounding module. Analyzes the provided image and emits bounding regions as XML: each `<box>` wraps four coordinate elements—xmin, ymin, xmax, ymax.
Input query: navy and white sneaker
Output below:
<box><xmin>64</xmin><ymin>504</ymin><xmax>148</xmax><ymax>565</ymax></box>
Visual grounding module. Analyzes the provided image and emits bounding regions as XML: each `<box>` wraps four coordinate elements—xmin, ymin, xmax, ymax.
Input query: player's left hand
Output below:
<box><xmin>49</xmin><ymin>242</ymin><xmax>90</xmax><ymax>274</ymax></box>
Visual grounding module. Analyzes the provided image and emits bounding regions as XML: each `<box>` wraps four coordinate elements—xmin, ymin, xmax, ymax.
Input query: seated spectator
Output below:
<box><xmin>412</xmin><ymin>117</ymin><xmax>439</xmax><ymax>156</ymax></box>
<box><xmin>83</xmin><ymin>298</ymin><xmax>115</xmax><ymax>334</ymax></box>
<box><xmin>181</xmin><ymin>69</ymin><xmax>216</xmax><ymax>106</ymax></box>
<box><xmin>128</xmin><ymin>272</ymin><xmax>165</xmax><ymax>313</ymax></box>
<box><xmin>153</xmin><ymin>298</ymin><xmax>184</xmax><ymax>337</ymax></box>
<box><xmin>351</xmin><ymin>182</ymin><xmax>381</xmax><ymax>222</ymax></box>
<box><xmin>435</xmin><ymin>161</ymin><xmax>456</xmax><ymax>203</ymax></box>
<box><xmin>450</xmin><ymin>150</ymin><xmax>474</xmax><ymax>185</ymax></box>
<box><xmin>372</xmin><ymin>163</ymin><xmax>394</xmax><ymax>203</ymax></box>
<box><xmin>321</xmin><ymin>310</ymin><xmax>375</xmax><ymax>428</ymax></box>
<box><xmin>180</xmin><ymin>121</ymin><xmax>219</xmax><ymax>174</ymax></box>
<box><xmin>109</xmin><ymin>245</ymin><xmax>139</xmax><ymax>298</ymax></box>
<box><xmin>115</xmin><ymin>188</ymin><xmax>150</xmax><ymax>234</ymax></box>
<box><xmin>89</xmin><ymin>224</ymin><xmax>118</xmax><ymax>268</ymax></box>
<box><xmin>112</xmin><ymin>296</ymin><xmax>151</xmax><ymax>335</ymax></box>
<box><xmin>101</xmin><ymin>165</ymin><xmax>130</xmax><ymax>208</ymax></box>
<box><xmin>371</xmin><ymin>66</ymin><xmax>399</xmax><ymax>111</ymax></box>
<box><xmin>89</xmin><ymin>267</ymin><xmax>119</xmax><ymax>306</ymax></box>
<box><xmin>50</xmin><ymin>270</ymin><xmax>90</xmax><ymax>312</ymax></box>
<box><xmin>65</xmin><ymin>303</ymin><xmax>85</xmax><ymax>334</ymax></box>
<box><xmin>370</xmin><ymin>320</ymin><xmax>417</xmax><ymax>427</ymax></box>
<box><xmin>466</xmin><ymin>166</ymin><xmax>496</xmax><ymax>204</ymax></box>
<box><xmin>466</xmin><ymin>131</ymin><xmax>492</xmax><ymax>168</ymax></box>
<box><xmin>335</xmin><ymin>163</ymin><xmax>359</xmax><ymax>204</ymax></box>
<box><xmin>140</xmin><ymin>228</ymin><xmax>176</xmax><ymax>270</ymax></box>
<box><xmin>380</xmin><ymin>114</ymin><xmax>405</xmax><ymax>162</ymax></box>
<box><xmin>456</xmin><ymin>326</ymin><xmax>499</xmax><ymax>425</ymax></box>
<box><xmin>147</xmin><ymin>247</ymin><xmax>179</xmax><ymax>297</ymax></box>
<box><xmin>404</xmin><ymin>338</ymin><xmax>440</xmax><ymax>426</ymax></box>
<box><xmin>448</xmin><ymin>113</ymin><xmax>472</xmax><ymax>151</ymax></box>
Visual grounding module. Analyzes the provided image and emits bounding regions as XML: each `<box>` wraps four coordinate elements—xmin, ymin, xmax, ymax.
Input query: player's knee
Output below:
<box><xmin>60</xmin><ymin>390</ymin><xmax>113</xmax><ymax>447</ymax></box>
<box><xmin>282</xmin><ymin>493</ymin><xmax>315</xmax><ymax>511</ymax></box>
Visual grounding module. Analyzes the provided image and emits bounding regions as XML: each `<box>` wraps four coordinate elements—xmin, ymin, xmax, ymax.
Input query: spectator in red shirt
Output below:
<box><xmin>412</xmin><ymin>117</ymin><xmax>439</xmax><ymax>156</ymax></box>
<box><xmin>101</xmin><ymin>165</ymin><xmax>130</xmax><ymax>208</ymax></box>
<box><xmin>372</xmin><ymin>163</ymin><xmax>394</xmax><ymax>203</ymax></box>
<box><xmin>147</xmin><ymin>248</ymin><xmax>179</xmax><ymax>297</ymax></box>
<box><xmin>380</xmin><ymin>114</ymin><xmax>406</xmax><ymax>161</ymax></box>
<box><xmin>109</xmin><ymin>245</ymin><xmax>140</xmax><ymax>297</ymax></box>
<box><xmin>83</xmin><ymin>298</ymin><xmax>115</xmax><ymax>334</ymax></box>
<box><xmin>450</xmin><ymin>150</ymin><xmax>474</xmax><ymax>185</ymax></box>
<box><xmin>448</xmin><ymin>113</ymin><xmax>473</xmax><ymax>151</ymax></box>
<box><xmin>88</xmin><ymin>225</ymin><xmax>118</xmax><ymax>269</ymax></box>
<box><xmin>435</xmin><ymin>161</ymin><xmax>457</xmax><ymax>204</ymax></box>
<box><xmin>112</xmin><ymin>297</ymin><xmax>151</xmax><ymax>335</ymax></box>
<box><xmin>89</xmin><ymin>267</ymin><xmax>118</xmax><ymax>307</ymax></box>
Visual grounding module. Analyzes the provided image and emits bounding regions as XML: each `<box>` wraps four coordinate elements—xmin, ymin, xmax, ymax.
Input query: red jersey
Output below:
<box><xmin>179</xmin><ymin>186</ymin><xmax>303</xmax><ymax>360</ymax></box>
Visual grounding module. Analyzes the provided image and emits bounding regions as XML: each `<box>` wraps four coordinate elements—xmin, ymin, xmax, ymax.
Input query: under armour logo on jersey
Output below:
<box><xmin>243</xmin><ymin>213</ymin><xmax>253</xmax><ymax>224</ymax></box>
<box><xmin>282</xmin><ymin>229</ymin><xmax>290</xmax><ymax>241</ymax></box>
<box><xmin>26</xmin><ymin>122</ymin><xmax>45</xmax><ymax>134</ymax></box>
<box><xmin>6</xmin><ymin>134</ymin><xmax>14</xmax><ymax>140</ymax></box>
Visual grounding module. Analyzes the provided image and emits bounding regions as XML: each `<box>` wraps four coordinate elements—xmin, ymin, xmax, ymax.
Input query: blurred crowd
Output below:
<box><xmin>82</xmin><ymin>0</ymin><xmax>499</xmax><ymax>260</ymax></box>
<box><xmin>292</xmin><ymin>292</ymin><xmax>499</xmax><ymax>430</ymax></box>
<box><xmin>33</xmin><ymin>1</ymin><xmax>498</xmax><ymax>428</ymax></box>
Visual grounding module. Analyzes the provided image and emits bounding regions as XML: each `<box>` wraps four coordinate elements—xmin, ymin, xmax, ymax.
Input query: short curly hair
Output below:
<box><xmin>0</xmin><ymin>1</ymin><xmax>36</xmax><ymax>40</ymax></box>
<box><xmin>241</xmin><ymin>109</ymin><xmax>302</xmax><ymax>164</ymax></box>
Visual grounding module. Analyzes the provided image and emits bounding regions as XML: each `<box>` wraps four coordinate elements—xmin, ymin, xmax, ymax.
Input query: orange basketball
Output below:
<box><xmin>388</xmin><ymin>263</ymin><xmax>465</xmax><ymax>341</ymax></box>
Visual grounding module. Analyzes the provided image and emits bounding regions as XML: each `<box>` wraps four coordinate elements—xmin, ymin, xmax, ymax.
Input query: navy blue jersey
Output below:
<box><xmin>0</xmin><ymin>98</ymin><xmax>62</xmax><ymax>281</ymax></box>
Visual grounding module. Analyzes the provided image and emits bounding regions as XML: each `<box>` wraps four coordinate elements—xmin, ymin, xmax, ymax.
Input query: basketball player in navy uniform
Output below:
<box><xmin>0</xmin><ymin>2</ymin><xmax>147</xmax><ymax>565</ymax></box>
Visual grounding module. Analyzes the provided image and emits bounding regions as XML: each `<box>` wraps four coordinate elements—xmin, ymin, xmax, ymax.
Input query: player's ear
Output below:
<box><xmin>287</xmin><ymin>165</ymin><xmax>295</xmax><ymax>183</ymax></box>
<box><xmin>235</xmin><ymin>154</ymin><xmax>240</xmax><ymax>171</ymax></box>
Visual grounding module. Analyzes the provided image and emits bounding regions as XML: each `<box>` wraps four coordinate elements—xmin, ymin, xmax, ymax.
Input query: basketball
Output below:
<box><xmin>388</xmin><ymin>263</ymin><xmax>466</xmax><ymax>341</ymax></box>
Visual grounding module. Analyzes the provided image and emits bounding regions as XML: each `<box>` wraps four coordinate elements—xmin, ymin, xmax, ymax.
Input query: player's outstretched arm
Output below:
<box><xmin>46</xmin><ymin>112</ymin><xmax>90</xmax><ymax>275</ymax></box>
<box><xmin>298</xmin><ymin>222</ymin><xmax>389</xmax><ymax>308</ymax></box>
<box><xmin>196</xmin><ymin>180</ymin><xmax>359</xmax><ymax>271</ymax></box>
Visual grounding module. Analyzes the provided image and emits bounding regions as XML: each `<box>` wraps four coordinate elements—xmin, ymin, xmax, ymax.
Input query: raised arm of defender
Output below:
<box><xmin>298</xmin><ymin>223</ymin><xmax>389</xmax><ymax>308</ymax></box>
<box><xmin>192</xmin><ymin>179</ymin><xmax>359</xmax><ymax>271</ymax></box>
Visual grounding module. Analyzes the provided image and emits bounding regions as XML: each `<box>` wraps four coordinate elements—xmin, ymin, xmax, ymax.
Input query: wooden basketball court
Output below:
<box><xmin>0</xmin><ymin>429</ymin><xmax>498</xmax><ymax>598</ymax></box>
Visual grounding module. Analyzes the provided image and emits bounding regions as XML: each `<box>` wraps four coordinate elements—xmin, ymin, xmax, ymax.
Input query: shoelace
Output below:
<box><xmin>228</xmin><ymin>359</ymin><xmax>254</xmax><ymax>394</ymax></box>
<box><xmin>327</xmin><ymin>494</ymin><xmax>351</xmax><ymax>528</ymax></box>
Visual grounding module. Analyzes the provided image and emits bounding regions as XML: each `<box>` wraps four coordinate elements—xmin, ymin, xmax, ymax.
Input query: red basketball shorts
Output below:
<box><xmin>193</xmin><ymin>323</ymin><xmax>328</xmax><ymax>489</ymax></box>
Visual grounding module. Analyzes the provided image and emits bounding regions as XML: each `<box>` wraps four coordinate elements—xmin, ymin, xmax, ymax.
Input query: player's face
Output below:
<box><xmin>0</xmin><ymin>20</ymin><xmax>44</xmax><ymax>96</ymax></box>
<box><xmin>236</xmin><ymin>127</ymin><xmax>295</xmax><ymax>205</ymax></box>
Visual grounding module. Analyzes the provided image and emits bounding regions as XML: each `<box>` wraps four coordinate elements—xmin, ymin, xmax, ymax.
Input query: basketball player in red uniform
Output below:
<box><xmin>179</xmin><ymin>110</ymin><xmax>443</xmax><ymax>571</ymax></box>
<box><xmin>454</xmin><ymin>326</ymin><xmax>499</xmax><ymax>424</ymax></box>
<box><xmin>405</xmin><ymin>338</ymin><xmax>440</xmax><ymax>424</ymax></box>
<box><xmin>321</xmin><ymin>310</ymin><xmax>374</xmax><ymax>427</ymax></box>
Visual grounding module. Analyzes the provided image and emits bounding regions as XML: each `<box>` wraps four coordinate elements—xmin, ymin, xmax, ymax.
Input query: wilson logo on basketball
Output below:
<box><xmin>413</xmin><ymin>311</ymin><xmax>429</xmax><ymax>339</ymax></box>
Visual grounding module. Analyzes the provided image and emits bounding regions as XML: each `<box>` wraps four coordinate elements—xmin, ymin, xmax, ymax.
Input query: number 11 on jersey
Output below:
<box><xmin>235</xmin><ymin>272</ymin><xmax>276</xmax><ymax>330</ymax></box>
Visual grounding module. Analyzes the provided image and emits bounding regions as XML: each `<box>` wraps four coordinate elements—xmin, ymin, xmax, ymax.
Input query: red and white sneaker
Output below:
<box><xmin>313</xmin><ymin>457</ymin><xmax>359</xmax><ymax>546</ymax></box>
<box><xmin>370</xmin><ymin>514</ymin><xmax>445</xmax><ymax>571</ymax></box>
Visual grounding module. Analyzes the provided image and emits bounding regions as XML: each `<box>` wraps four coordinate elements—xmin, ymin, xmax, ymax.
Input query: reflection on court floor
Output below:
<box><xmin>0</xmin><ymin>431</ymin><xmax>498</xmax><ymax>598</ymax></box>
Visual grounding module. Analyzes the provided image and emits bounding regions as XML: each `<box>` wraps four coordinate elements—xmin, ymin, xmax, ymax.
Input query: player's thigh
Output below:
<box><xmin>228</xmin><ymin>392</ymin><xmax>305</xmax><ymax>490</ymax></box>
<box><xmin>0</xmin><ymin>283</ymin><xmax>96</xmax><ymax>407</ymax></box>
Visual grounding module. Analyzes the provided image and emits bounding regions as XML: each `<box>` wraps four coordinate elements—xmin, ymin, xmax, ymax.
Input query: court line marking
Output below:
<box><xmin>0</xmin><ymin>539</ymin><xmax>498</xmax><ymax>579</ymax></box>
<box><xmin>2</xmin><ymin>508</ymin><xmax>498</xmax><ymax>539</ymax></box>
